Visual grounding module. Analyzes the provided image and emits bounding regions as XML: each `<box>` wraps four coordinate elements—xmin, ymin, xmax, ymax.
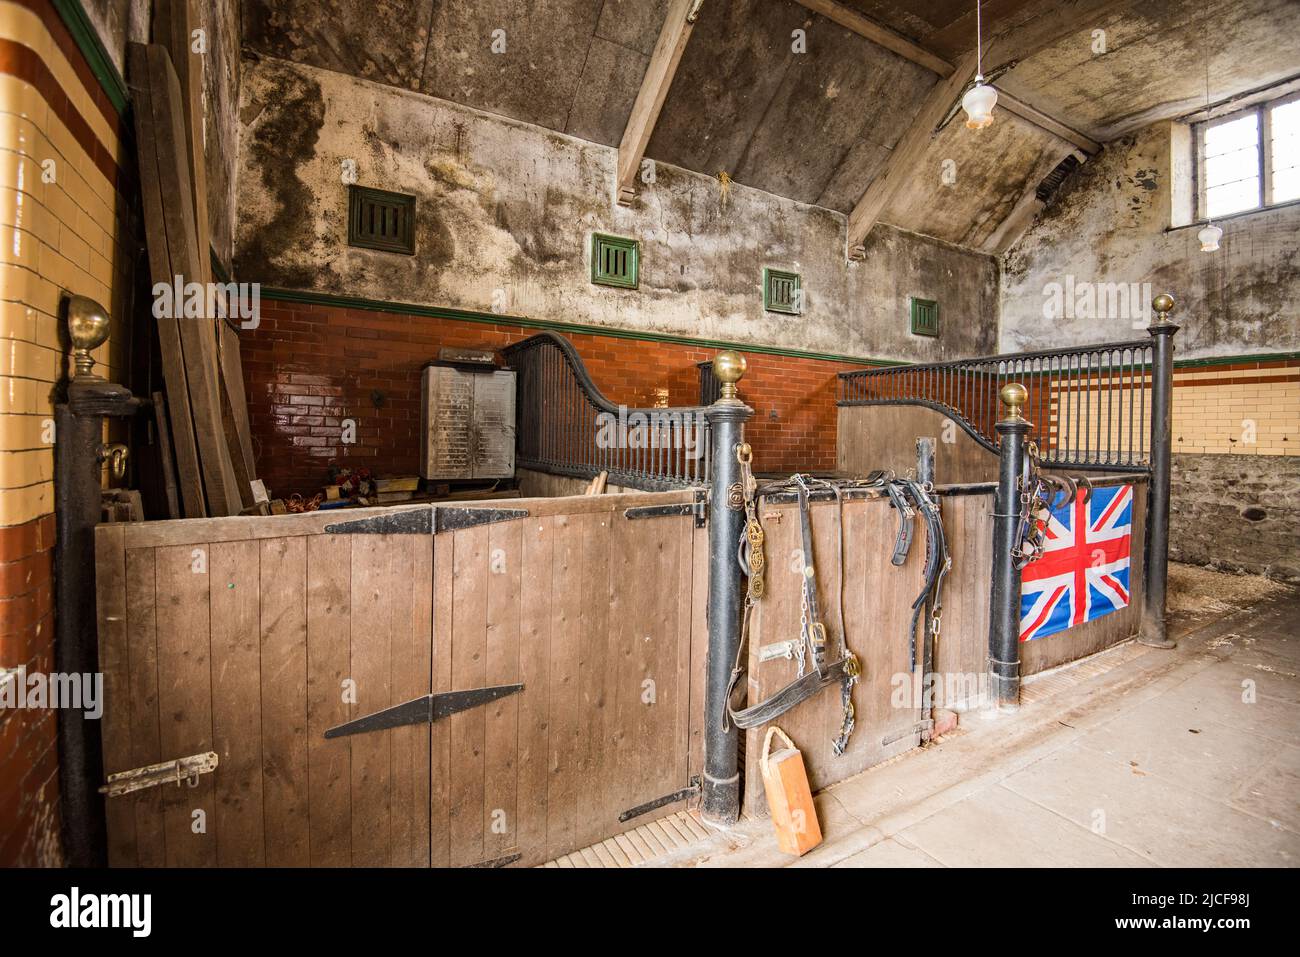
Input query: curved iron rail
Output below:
<box><xmin>838</xmin><ymin>340</ymin><xmax>1156</xmax><ymax>472</ymax></box>
<box><xmin>502</xmin><ymin>332</ymin><xmax>711</xmax><ymax>489</ymax></box>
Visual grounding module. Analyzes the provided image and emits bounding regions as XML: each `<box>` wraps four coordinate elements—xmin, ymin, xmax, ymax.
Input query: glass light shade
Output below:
<box><xmin>1198</xmin><ymin>222</ymin><xmax>1223</xmax><ymax>252</ymax></box>
<box><xmin>962</xmin><ymin>79</ymin><xmax>997</xmax><ymax>130</ymax></box>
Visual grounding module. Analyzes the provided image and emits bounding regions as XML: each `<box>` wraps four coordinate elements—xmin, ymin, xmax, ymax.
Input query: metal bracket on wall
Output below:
<box><xmin>323</xmin><ymin>505</ymin><xmax>529</xmax><ymax>535</ymax></box>
<box><xmin>99</xmin><ymin>752</ymin><xmax>219</xmax><ymax>798</ymax></box>
<box><xmin>324</xmin><ymin>684</ymin><xmax>524</xmax><ymax>739</ymax></box>
<box><xmin>623</xmin><ymin>490</ymin><xmax>708</xmax><ymax>527</ymax></box>
<box><xmin>618</xmin><ymin>776</ymin><xmax>701</xmax><ymax>823</ymax></box>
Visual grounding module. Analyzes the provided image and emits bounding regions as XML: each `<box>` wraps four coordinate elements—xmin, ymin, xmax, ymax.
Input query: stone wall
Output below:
<box><xmin>1170</xmin><ymin>454</ymin><xmax>1299</xmax><ymax>582</ymax></box>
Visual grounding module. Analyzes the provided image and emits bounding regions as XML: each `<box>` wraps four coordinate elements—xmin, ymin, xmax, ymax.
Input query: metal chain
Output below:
<box><xmin>736</xmin><ymin>443</ymin><xmax>765</xmax><ymax>601</ymax></box>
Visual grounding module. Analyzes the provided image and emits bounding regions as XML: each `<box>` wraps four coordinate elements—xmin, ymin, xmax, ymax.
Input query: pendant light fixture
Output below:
<box><xmin>962</xmin><ymin>0</ymin><xmax>997</xmax><ymax>129</ymax></box>
<box><xmin>1198</xmin><ymin>23</ymin><xmax>1222</xmax><ymax>252</ymax></box>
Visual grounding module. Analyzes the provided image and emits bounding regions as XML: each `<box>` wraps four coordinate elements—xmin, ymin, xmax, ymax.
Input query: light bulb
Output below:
<box><xmin>1198</xmin><ymin>222</ymin><xmax>1222</xmax><ymax>252</ymax></box>
<box><xmin>962</xmin><ymin>77</ymin><xmax>997</xmax><ymax>130</ymax></box>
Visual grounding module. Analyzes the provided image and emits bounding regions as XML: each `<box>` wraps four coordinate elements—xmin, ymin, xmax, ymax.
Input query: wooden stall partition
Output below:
<box><xmin>741</xmin><ymin>493</ymin><xmax>925</xmax><ymax>817</ymax></box>
<box><xmin>930</xmin><ymin>492</ymin><xmax>995</xmax><ymax>710</ymax></box>
<box><xmin>95</xmin><ymin>492</ymin><xmax>708</xmax><ymax>868</ymax></box>
<box><xmin>1020</xmin><ymin>476</ymin><xmax>1149</xmax><ymax>676</ymax></box>
<box><xmin>837</xmin><ymin>405</ymin><xmax>999</xmax><ymax>484</ymax></box>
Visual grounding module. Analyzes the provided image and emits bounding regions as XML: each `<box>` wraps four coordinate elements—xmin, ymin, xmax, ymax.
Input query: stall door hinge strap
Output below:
<box><xmin>324</xmin><ymin>684</ymin><xmax>524</xmax><ymax>739</ymax></box>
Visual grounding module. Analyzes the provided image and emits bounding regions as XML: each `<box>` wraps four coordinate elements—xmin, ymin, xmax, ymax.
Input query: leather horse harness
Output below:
<box><xmin>724</xmin><ymin>446</ymin><xmax>950</xmax><ymax>755</ymax></box>
<box><xmin>1011</xmin><ymin>441</ymin><xmax>1095</xmax><ymax>569</ymax></box>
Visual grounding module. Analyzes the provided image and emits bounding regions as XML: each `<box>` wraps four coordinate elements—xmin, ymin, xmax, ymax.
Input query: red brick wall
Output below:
<box><xmin>242</xmin><ymin>301</ymin><xmax>862</xmax><ymax>496</ymax></box>
<box><xmin>0</xmin><ymin>514</ymin><xmax>61</xmax><ymax>866</ymax></box>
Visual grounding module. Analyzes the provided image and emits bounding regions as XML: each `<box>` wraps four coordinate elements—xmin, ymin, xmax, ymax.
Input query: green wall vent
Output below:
<box><xmin>591</xmin><ymin>233</ymin><xmax>639</xmax><ymax>288</ymax></box>
<box><xmin>348</xmin><ymin>186</ymin><xmax>416</xmax><ymax>255</ymax></box>
<box><xmin>910</xmin><ymin>297</ymin><xmax>939</xmax><ymax>337</ymax></box>
<box><xmin>763</xmin><ymin>268</ymin><xmax>802</xmax><ymax>314</ymax></box>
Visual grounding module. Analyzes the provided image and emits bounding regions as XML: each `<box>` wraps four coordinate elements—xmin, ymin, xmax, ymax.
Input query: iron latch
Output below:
<box><xmin>99</xmin><ymin>751</ymin><xmax>218</xmax><ymax>798</ymax></box>
<box><xmin>324</xmin><ymin>684</ymin><xmax>524</xmax><ymax>739</ymax></box>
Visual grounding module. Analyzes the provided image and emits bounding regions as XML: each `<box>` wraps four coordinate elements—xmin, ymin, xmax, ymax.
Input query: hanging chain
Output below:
<box><xmin>737</xmin><ymin>443</ymin><xmax>765</xmax><ymax>601</ymax></box>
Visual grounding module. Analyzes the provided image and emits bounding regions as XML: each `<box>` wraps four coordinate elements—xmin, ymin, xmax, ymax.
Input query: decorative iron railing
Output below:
<box><xmin>502</xmin><ymin>332</ymin><xmax>711</xmax><ymax>490</ymax></box>
<box><xmin>838</xmin><ymin>340</ymin><xmax>1156</xmax><ymax>471</ymax></box>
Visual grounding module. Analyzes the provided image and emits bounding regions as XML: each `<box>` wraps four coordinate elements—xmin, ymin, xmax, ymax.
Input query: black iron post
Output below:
<box><xmin>988</xmin><ymin>383</ymin><xmax>1030</xmax><ymax>711</ymax></box>
<box><xmin>53</xmin><ymin>296</ymin><xmax>141</xmax><ymax>866</ymax></box>
<box><xmin>701</xmin><ymin>351</ymin><xmax>751</xmax><ymax>825</ymax></box>
<box><xmin>1140</xmin><ymin>294</ymin><xmax>1180</xmax><ymax>649</ymax></box>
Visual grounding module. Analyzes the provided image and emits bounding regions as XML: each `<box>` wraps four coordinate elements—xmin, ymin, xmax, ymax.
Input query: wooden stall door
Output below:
<box><xmin>429</xmin><ymin>497</ymin><xmax>703</xmax><ymax>868</ymax></box>
<box><xmin>97</xmin><ymin>493</ymin><xmax>706</xmax><ymax>869</ymax></box>
<box><xmin>96</xmin><ymin>523</ymin><xmax>434</xmax><ymax>867</ymax></box>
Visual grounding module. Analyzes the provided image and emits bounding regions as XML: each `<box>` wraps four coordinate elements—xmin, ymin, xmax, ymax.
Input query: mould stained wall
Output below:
<box><xmin>234</xmin><ymin>56</ymin><xmax>998</xmax><ymax>362</ymax></box>
<box><xmin>202</xmin><ymin>0</ymin><xmax>240</xmax><ymax>268</ymax></box>
<box><xmin>1001</xmin><ymin>121</ymin><xmax>1300</xmax><ymax>360</ymax></box>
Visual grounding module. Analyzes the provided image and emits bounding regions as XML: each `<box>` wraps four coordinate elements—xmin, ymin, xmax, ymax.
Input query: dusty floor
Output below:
<box><xmin>641</xmin><ymin>563</ymin><xmax>1299</xmax><ymax>868</ymax></box>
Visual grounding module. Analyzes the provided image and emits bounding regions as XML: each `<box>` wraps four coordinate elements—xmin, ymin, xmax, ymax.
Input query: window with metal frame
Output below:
<box><xmin>1196</xmin><ymin>91</ymin><xmax>1300</xmax><ymax>219</ymax></box>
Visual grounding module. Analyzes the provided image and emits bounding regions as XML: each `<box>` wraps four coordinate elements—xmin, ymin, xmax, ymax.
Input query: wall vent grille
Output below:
<box><xmin>910</xmin><ymin>297</ymin><xmax>939</xmax><ymax>337</ymax></box>
<box><xmin>763</xmin><ymin>268</ymin><xmax>802</xmax><ymax>314</ymax></box>
<box><xmin>591</xmin><ymin>233</ymin><xmax>639</xmax><ymax>288</ymax></box>
<box><xmin>348</xmin><ymin>185</ymin><xmax>416</xmax><ymax>255</ymax></box>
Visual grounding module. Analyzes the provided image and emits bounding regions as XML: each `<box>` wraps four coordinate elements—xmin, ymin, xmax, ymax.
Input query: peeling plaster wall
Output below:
<box><xmin>1000</xmin><ymin>121</ymin><xmax>1300</xmax><ymax>359</ymax></box>
<box><xmin>234</xmin><ymin>56</ymin><xmax>998</xmax><ymax>362</ymax></box>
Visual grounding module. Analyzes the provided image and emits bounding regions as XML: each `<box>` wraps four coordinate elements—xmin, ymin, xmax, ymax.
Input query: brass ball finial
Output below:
<box><xmin>712</xmin><ymin>350</ymin><xmax>746</xmax><ymax>401</ymax></box>
<box><xmin>1000</xmin><ymin>382</ymin><xmax>1028</xmax><ymax>420</ymax></box>
<box><xmin>65</xmin><ymin>294</ymin><xmax>111</xmax><ymax>379</ymax></box>
<box><xmin>1152</xmin><ymin>293</ymin><xmax>1175</xmax><ymax>322</ymax></box>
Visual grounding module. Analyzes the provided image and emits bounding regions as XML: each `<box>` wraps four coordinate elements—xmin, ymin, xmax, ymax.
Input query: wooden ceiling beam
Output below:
<box><xmin>995</xmin><ymin>88</ymin><xmax>1101</xmax><ymax>155</ymax></box>
<box><xmin>846</xmin><ymin>50</ymin><xmax>979</xmax><ymax>258</ymax></box>
<box><xmin>791</xmin><ymin>0</ymin><xmax>953</xmax><ymax>76</ymax></box>
<box><xmin>844</xmin><ymin>0</ymin><xmax>1131</xmax><ymax>255</ymax></box>
<box><xmin>615</xmin><ymin>0</ymin><xmax>703</xmax><ymax>206</ymax></box>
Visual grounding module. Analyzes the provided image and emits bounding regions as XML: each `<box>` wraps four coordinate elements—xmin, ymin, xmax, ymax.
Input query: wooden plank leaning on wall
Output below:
<box><xmin>126</xmin><ymin>42</ymin><xmax>206</xmax><ymax>516</ymax></box>
<box><xmin>154</xmin><ymin>0</ymin><xmax>258</xmax><ymax>507</ymax></box>
<box><xmin>128</xmin><ymin>39</ymin><xmax>246</xmax><ymax>516</ymax></box>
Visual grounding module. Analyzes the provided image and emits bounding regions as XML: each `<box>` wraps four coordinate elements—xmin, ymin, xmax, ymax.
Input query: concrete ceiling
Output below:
<box><xmin>998</xmin><ymin>0</ymin><xmax>1300</xmax><ymax>142</ymax></box>
<box><xmin>240</xmin><ymin>0</ymin><xmax>1300</xmax><ymax>251</ymax></box>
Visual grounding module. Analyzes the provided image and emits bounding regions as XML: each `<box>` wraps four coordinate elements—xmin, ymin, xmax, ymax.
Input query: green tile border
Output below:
<box><xmin>50</xmin><ymin>0</ymin><xmax>128</xmax><ymax>118</ymax></box>
<box><xmin>1173</xmin><ymin>351</ymin><xmax>1300</xmax><ymax>369</ymax></box>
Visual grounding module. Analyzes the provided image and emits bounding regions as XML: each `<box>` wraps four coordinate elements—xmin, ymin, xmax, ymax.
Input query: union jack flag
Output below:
<box><xmin>1019</xmin><ymin>484</ymin><xmax>1133</xmax><ymax>642</ymax></box>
